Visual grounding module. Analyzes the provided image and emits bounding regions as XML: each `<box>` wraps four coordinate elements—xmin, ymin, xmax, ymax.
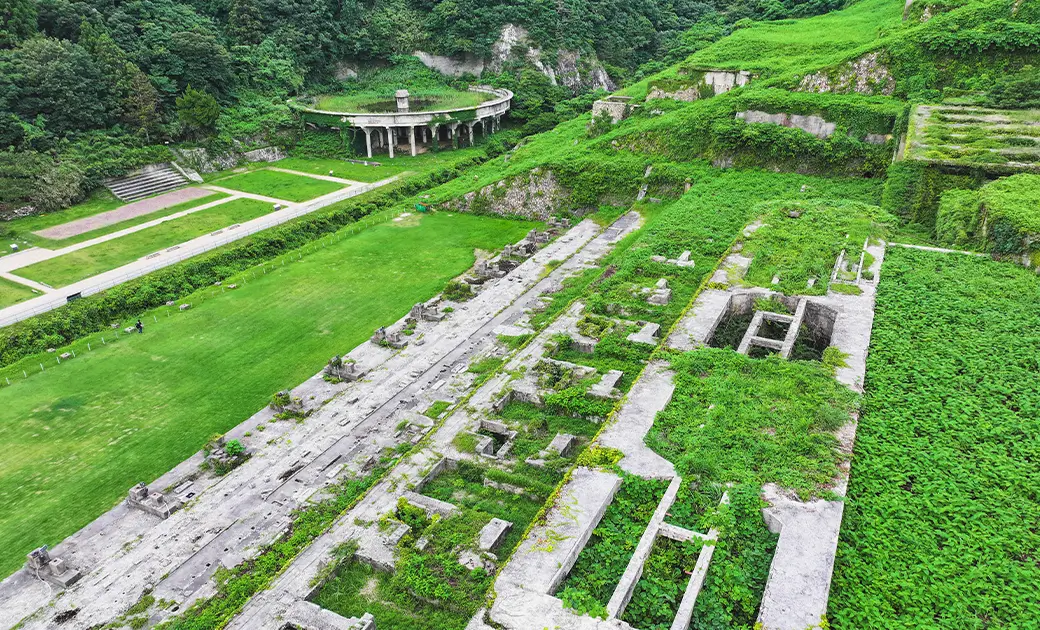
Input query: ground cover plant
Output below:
<box><xmin>935</xmin><ymin>173</ymin><xmax>1040</xmax><ymax>263</ymax></box>
<box><xmin>740</xmin><ymin>199</ymin><xmax>893</xmax><ymax>296</ymax></box>
<box><xmin>0</xmin><ymin>212</ymin><xmax>535</xmax><ymax>577</ymax></box>
<box><xmin>13</xmin><ymin>198</ymin><xmax>276</xmax><ymax>287</ymax></box>
<box><xmin>907</xmin><ymin>105</ymin><xmax>1040</xmax><ymax>168</ymax></box>
<box><xmin>275</xmin><ymin>157</ymin><xmax>415</xmax><ymax>183</ymax></box>
<box><xmin>621</xmin><ymin>536</ymin><xmax>700</xmax><ymax>629</ymax></box>
<box><xmin>156</xmin><ymin>456</ymin><xmax>399</xmax><ymax>630</ymax></box>
<box><xmin>211</xmin><ymin>169</ymin><xmax>346</xmax><ymax>202</ymax></box>
<box><xmin>0</xmin><ymin>149</ymin><xmax>495</xmax><ymax>367</ymax></box>
<box><xmin>0</xmin><ymin>277</ymin><xmax>38</xmax><ymax>308</ymax></box>
<box><xmin>649</xmin><ymin>349</ymin><xmax>859</xmax><ymax>499</ymax></box>
<box><xmin>829</xmin><ymin>247</ymin><xmax>1040</xmax><ymax>628</ymax></box>
<box><xmin>314</xmin><ymin>556</ymin><xmax>473</xmax><ymax>630</ymax></box>
<box><xmin>556</xmin><ymin>475</ymin><xmax>669</xmax><ymax>618</ymax></box>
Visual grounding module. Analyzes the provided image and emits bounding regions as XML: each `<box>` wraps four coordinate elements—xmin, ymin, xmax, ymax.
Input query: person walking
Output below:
<box><xmin>136</xmin><ymin>319</ymin><xmax>144</xmax><ymax>334</ymax></box>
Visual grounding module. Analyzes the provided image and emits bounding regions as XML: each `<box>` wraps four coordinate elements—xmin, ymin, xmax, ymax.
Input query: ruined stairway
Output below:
<box><xmin>104</xmin><ymin>163</ymin><xmax>189</xmax><ymax>201</ymax></box>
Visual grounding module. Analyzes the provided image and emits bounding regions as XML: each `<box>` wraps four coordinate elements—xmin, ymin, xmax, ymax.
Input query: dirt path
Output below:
<box><xmin>34</xmin><ymin>188</ymin><xmax>215</xmax><ymax>240</ymax></box>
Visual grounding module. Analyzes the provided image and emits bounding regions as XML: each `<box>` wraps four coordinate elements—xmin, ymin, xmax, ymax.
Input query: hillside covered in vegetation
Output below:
<box><xmin>0</xmin><ymin>0</ymin><xmax>1038</xmax><ymax>629</ymax></box>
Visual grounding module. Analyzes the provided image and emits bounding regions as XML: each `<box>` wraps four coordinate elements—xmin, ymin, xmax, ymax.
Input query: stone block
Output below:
<box><xmin>588</xmin><ymin>370</ymin><xmax>624</xmax><ymax>400</ymax></box>
<box><xmin>627</xmin><ymin>322</ymin><xmax>661</xmax><ymax>346</ymax></box>
<box><xmin>478</xmin><ymin>518</ymin><xmax>514</xmax><ymax>552</ymax></box>
<box><xmin>179</xmin><ymin>304</ymin><xmax>191</xmax><ymax>311</ymax></box>
<box><xmin>545</xmin><ymin>433</ymin><xmax>577</xmax><ymax>457</ymax></box>
<box><xmin>402</xmin><ymin>491</ymin><xmax>460</xmax><ymax>518</ymax></box>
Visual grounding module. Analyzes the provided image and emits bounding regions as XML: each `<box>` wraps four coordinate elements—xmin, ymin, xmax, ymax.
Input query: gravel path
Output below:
<box><xmin>34</xmin><ymin>188</ymin><xmax>215</xmax><ymax>240</ymax></box>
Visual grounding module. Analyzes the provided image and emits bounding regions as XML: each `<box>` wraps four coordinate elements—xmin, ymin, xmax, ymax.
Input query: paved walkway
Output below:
<box><xmin>0</xmin><ymin>196</ymin><xmax>252</xmax><ymax>276</ymax></box>
<box><xmin>202</xmin><ymin>186</ymin><xmax>296</xmax><ymax>205</ymax></box>
<box><xmin>267</xmin><ymin>167</ymin><xmax>363</xmax><ymax>186</ymax></box>
<box><xmin>887</xmin><ymin>242</ymin><xmax>988</xmax><ymax>257</ymax></box>
<box><xmin>0</xmin><ymin>176</ymin><xmax>400</xmax><ymax>327</ymax></box>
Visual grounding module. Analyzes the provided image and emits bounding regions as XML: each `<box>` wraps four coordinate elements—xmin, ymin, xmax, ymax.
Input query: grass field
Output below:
<box><xmin>278</xmin><ymin>147</ymin><xmax>488</xmax><ymax>183</ymax></box>
<box><xmin>0</xmin><ymin>212</ymin><xmax>535</xmax><ymax>578</ymax></box>
<box><xmin>212</xmin><ymin>169</ymin><xmax>345</xmax><ymax>202</ymax></box>
<box><xmin>13</xmin><ymin>198</ymin><xmax>274</xmax><ymax>288</ymax></box>
<box><xmin>0</xmin><ymin>277</ymin><xmax>39</xmax><ymax>308</ymax></box>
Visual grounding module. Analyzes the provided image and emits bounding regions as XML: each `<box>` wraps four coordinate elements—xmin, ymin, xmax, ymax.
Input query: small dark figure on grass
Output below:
<box><xmin>136</xmin><ymin>319</ymin><xmax>144</xmax><ymax>334</ymax></box>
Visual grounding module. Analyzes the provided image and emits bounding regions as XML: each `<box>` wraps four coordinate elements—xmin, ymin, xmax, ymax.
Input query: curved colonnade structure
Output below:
<box><xmin>289</xmin><ymin>86</ymin><xmax>513</xmax><ymax>158</ymax></box>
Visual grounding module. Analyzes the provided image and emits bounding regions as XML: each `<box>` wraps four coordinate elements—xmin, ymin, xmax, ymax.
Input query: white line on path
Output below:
<box><xmin>888</xmin><ymin>242</ymin><xmax>989</xmax><ymax>257</ymax></box>
<box><xmin>0</xmin><ymin>272</ymin><xmax>53</xmax><ymax>294</ymax></box>
<box><xmin>0</xmin><ymin>195</ymin><xmax>249</xmax><ymax>274</ymax></box>
<box><xmin>0</xmin><ymin>176</ymin><xmax>401</xmax><ymax>327</ymax></box>
<box><xmin>265</xmin><ymin>167</ymin><xmax>364</xmax><ymax>186</ymax></box>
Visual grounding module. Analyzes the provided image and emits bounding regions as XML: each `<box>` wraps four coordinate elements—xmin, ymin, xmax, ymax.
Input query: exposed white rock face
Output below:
<box><xmin>446</xmin><ymin>169</ymin><xmax>568</xmax><ymax>221</ymax></box>
<box><xmin>798</xmin><ymin>52</ymin><xmax>896</xmax><ymax>96</ymax></box>
<box><xmin>411</xmin><ymin>24</ymin><xmax>616</xmax><ymax>92</ymax></box>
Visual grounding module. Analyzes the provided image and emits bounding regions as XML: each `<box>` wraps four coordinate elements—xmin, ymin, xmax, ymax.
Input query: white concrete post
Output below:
<box><xmin>467</xmin><ymin>121</ymin><xmax>476</xmax><ymax>146</ymax></box>
<box><xmin>448</xmin><ymin>123</ymin><xmax>459</xmax><ymax>148</ymax></box>
<box><xmin>363</xmin><ymin>127</ymin><xmax>373</xmax><ymax>158</ymax></box>
<box><xmin>385</xmin><ymin>127</ymin><xmax>394</xmax><ymax>158</ymax></box>
<box><xmin>409</xmin><ymin>126</ymin><xmax>417</xmax><ymax>156</ymax></box>
<box><xmin>431</xmin><ymin>124</ymin><xmax>440</xmax><ymax>150</ymax></box>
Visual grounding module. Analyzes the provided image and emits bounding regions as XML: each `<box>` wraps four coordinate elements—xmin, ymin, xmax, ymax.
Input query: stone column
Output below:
<box><xmin>385</xmin><ymin>127</ymin><xmax>395</xmax><ymax>158</ymax></box>
<box><xmin>430</xmin><ymin>124</ymin><xmax>440</xmax><ymax>150</ymax></box>
<box><xmin>466</xmin><ymin>121</ymin><xmax>477</xmax><ymax>147</ymax></box>
<box><xmin>409</xmin><ymin>126</ymin><xmax>417</xmax><ymax>156</ymax></box>
<box><xmin>362</xmin><ymin>127</ymin><xmax>373</xmax><ymax>159</ymax></box>
<box><xmin>448</xmin><ymin>122</ymin><xmax>459</xmax><ymax>149</ymax></box>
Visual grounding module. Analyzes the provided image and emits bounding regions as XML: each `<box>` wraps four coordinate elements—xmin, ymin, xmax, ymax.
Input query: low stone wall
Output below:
<box><xmin>736</xmin><ymin>111</ymin><xmax>891</xmax><ymax>144</ymax></box>
<box><xmin>0</xmin><ymin>204</ymin><xmax>39</xmax><ymax>221</ymax></box>
<box><xmin>174</xmin><ymin>146</ymin><xmax>287</xmax><ymax>173</ymax></box>
<box><xmin>444</xmin><ymin>169</ymin><xmax>568</xmax><ymax>221</ymax></box>
<box><xmin>647</xmin><ymin>69</ymin><xmax>751</xmax><ymax>102</ymax></box>
<box><xmin>797</xmin><ymin>52</ymin><xmax>896</xmax><ymax>96</ymax></box>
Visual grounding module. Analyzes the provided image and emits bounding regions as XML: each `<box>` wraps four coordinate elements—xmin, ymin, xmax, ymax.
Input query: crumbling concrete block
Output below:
<box><xmin>627</xmin><ymin>322</ymin><xmax>661</xmax><ymax>345</ymax></box>
<box><xmin>25</xmin><ymin>547</ymin><xmax>81</xmax><ymax>588</ymax></box>
<box><xmin>648</xmin><ymin>278</ymin><xmax>672</xmax><ymax>305</ymax></box>
<box><xmin>402</xmin><ymin>491</ymin><xmax>460</xmax><ymax>518</ymax></box>
<box><xmin>478</xmin><ymin>518</ymin><xmax>514</xmax><ymax>552</ymax></box>
<box><xmin>588</xmin><ymin>370</ymin><xmax>623</xmax><ymax>400</ymax></box>
<box><xmin>127</xmin><ymin>482</ymin><xmax>181</xmax><ymax>519</ymax></box>
<box><xmin>284</xmin><ymin>600</ymin><xmax>375</xmax><ymax>630</ymax></box>
<box><xmin>370</xmin><ymin>326</ymin><xmax>408</xmax><ymax>349</ymax></box>
<box><xmin>324</xmin><ymin>356</ymin><xmax>365</xmax><ymax>382</ymax></box>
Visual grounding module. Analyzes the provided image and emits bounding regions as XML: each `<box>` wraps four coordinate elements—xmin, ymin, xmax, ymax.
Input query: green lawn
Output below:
<box><xmin>212</xmin><ymin>169</ymin><xmax>346</xmax><ymax>202</ymax></box>
<box><xmin>0</xmin><ymin>276</ymin><xmax>39</xmax><ymax>308</ymax></box>
<box><xmin>0</xmin><ymin>190</ymin><xmax>228</xmax><ymax>252</ymax></box>
<box><xmin>13</xmin><ymin>198</ymin><xmax>274</xmax><ymax>288</ymax></box>
<box><xmin>685</xmin><ymin>0</ymin><xmax>904</xmax><ymax>76</ymax></box>
<box><xmin>315</xmin><ymin>89</ymin><xmax>490</xmax><ymax>113</ymax></box>
<box><xmin>0</xmin><ymin>212</ymin><xmax>535</xmax><ymax>578</ymax></box>
<box><xmin>277</xmin><ymin>147</ymin><xmax>489</xmax><ymax>183</ymax></box>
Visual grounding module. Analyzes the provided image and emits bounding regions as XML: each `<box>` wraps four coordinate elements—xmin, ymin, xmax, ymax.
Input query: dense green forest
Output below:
<box><xmin>0</xmin><ymin>0</ymin><xmax>846</xmax><ymax>215</ymax></box>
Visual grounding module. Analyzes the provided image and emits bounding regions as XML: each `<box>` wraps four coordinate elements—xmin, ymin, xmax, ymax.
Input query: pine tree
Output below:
<box><xmin>176</xmin><ymin>86</ymin><xmax>220</xmax><ymax>138</ymax></box>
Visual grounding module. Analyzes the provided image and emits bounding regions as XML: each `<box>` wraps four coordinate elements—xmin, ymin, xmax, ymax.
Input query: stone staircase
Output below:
<box><xmin>104</xmin><ymin>163</ymin><xmax>189</xmax><ymax>201</ymax></box>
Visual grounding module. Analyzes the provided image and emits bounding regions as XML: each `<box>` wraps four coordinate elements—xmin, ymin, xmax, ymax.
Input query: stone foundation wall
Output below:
<box><xmin>797</xmin><ymin>52</ymin><xmax>896</xmax><ymax>96</ymax></box>
<box><xmin>443</xmin><ymin>169</ymin><xmax>568</xmax><ymax>221</ymax></box>
<box><xmin>174</xmin><ymin>146</ymin><xmax>286</xmax><ymax>174</ymax></box>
